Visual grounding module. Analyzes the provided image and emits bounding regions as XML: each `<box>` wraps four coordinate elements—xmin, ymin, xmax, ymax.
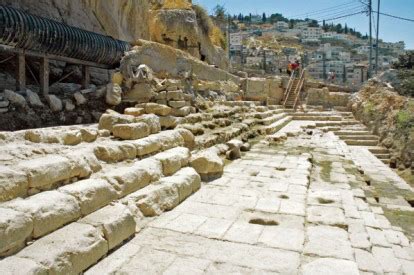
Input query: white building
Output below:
<box><xmin>321</xmin><ymin>32</ymin><xmax>347</xmax><ymax>40</ymax></box>
<box><xmin>301</xmin><ymin>27</ymin><xmax>323</xmax><ymax>40</ymax></box>
<box><xmin>275</xmin><ymin>21</ymin><xmax>289</xmax><ymax>32</ymax></box>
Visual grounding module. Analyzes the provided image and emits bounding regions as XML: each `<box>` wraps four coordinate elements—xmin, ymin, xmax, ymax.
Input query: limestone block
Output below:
<box><xmin>226</xmin><ymin>147</ymin><xmax>241</xmax><ymax>160</ymax></box>
<box><xmin>62</xmin><ymin>130</ymin><xmax>82</xmax><ymax>145</ymax></box>
<box><xmin>102</xmin><ymin>164</ymin><xmax>154</xmax><ymax>198</ymax></box>
<box><xmin>125</xmin><ymin>82</ymin><xmax>155</xmax><ymax>102</ymax></box>
<box><xmin>177</xmin><ymin>123</ymin><xmax>204</xmax><ymax>135</ymax></box>
<box><xmin>112</xmin><ymin>72</ymin><xmax>123</xmax><ymax>85</ymax></box>
<box><xmin>0</xmin><ymin>165</ymin><xmax>28</xmax><ymax>202</ymax></box>
<box><xmin>135</xmin><ymin>114</ymin><xmax>161</xmax><ymax>134</ymax></box>
<box><xmin>17</xmin><ymin>155</ymin><xmax>72</xmax><ymax>189</ymax></box>
<box><xmin>168</xmin><ymin>100</ymin><xmax>186</xmax><ymax>109</ymax></box>
<box><xmin>190</xmin><ymin>149</ymin><xmax>224</xmax><ymax>180</ymax></box>
<box><xmin>45</xmin><ymin>95</ymin><xmax>63</xmax><ymax>112</ymax></box>
<box><xmin>106</xmin><ymin>83</ymin><xmax>122</xmax><ymax>106</ymax></box>
<box><xmin>143</xmin><ymin>103</ymin><xmax>171</xmax><ymax>116</ymax></box>
<box><xmin>122</xmin><ymin>183</ymin><xmax>179</xmax><ymax>217</ymax></box>
<box><xmin>98</xmin><ymin>112</ymin><xmax>135</xmax><ymax>132</ymax></box>
<box><xmin>74</xmin><ymin>92</ymin><xmax>87</xmax><ymax>105</ymax></box>
<box><xmin>243</xmin><ymin>78</ymin><xmax>267</xmax><ymax>101</ymax></box>
<box><xmin>176</xmin><ymin>128</ymin><xmax>196</xmax><ymax>150</ymax></box>
<box><xmin>154</xmin><ymin>91</ymin><xmax>167</xmax><ymax>100</ymax></box>
<box><xmin>59</xmin><ymin>179</ymin><xmax>117</xmax><ymax>216</ymax></box>
<box><xmin>329</xmin><ymin>92</ymin><xmax>350</xmax><ymax>107</ymax></box>
<box><xmin>306</xmin><ymin>87</ymin><xmax>329</xmax><ymax>106</ymax></box>
<box><xmin>16</xmin><ymin>222</ymin><xmax>108</xmax><ymax>274</ymax></box>
<box><xmin>26</xmin><ymin>90</ymin><xmax>44</xmax><ymax>108</ymax></box>
<box><xmin>159</xmin><ymin>116</ymin><xmax>179</xmax><ymax>129</ymax></box>
<box><xmin>136</xmin><ymin>158</ymin><xmax>164</xmax><ymax>182</ymax></box>
<box><xmin>94</xmin><ymin>142</ymin><xmax>137</xmax><ymax>163</ymax></box>
<box><xmin>160</xmin><ymin>167</ymin><xmax>201</xmax><ymax>202</ymax></box>
<box><xmin>154</xmin><ymin>147</ymin><xmax>191</xmax><ymax>176</ymax></box>
<box><xmin>79</xmin><ymin>203</ymin><xmax>136</xmax><ymax>250</ymax></box>
<box><xmin>64</xmin><ymin>99</ymin><xmax>76</xmax><ymax>111</ymax></box>
<box><xmin>80</xmin><ymin>128</ymin><xmax>98</xmax><ymax>143</ymax></box>
<box><xmin>4</xmin><ymin>90</ymin><xmax>27</xmax><ymax>108</ymax></box>
<box><xmin>226</xmin><ymin>139</ymin><xmax>243</xmax><ymax>149</ymax></box>
<box><xmin>112</xmin><ymin>122</ymin><xmax>150</xmax><ymax>140</ymax></box>
<box><xmin>0</xmin><ymin>208</ymin><xmax>33</xmax><ymax>256</ymax></box>
<box><xmin>167</xmin><ymin>90</ymin><xmax>184</xmax><ymax>101</ymax></box>
<box><xmin>0</xmin><ymin>257</ymin><xmax>47</xmax><ymax>275</ymax></box>
<box><xmin>124</xmin><ymin>107</ymin><xmax>145</xmax><ymax>117</ymax></box>
<box><xmin>241</xmin><ymin>142</ymin><xmax>251</xmax><ymax>152</ymax></box>
<box><xmin>3</xmin><ymin>191</ymin><xmax>81</xmax><ymax>238</ymax></box>
<box><xmin>132</xmin><ymin>137</ymin><xmax>162</xmax><ymax>157</ymax></box>
<box><xmin>170</xmin><ymin>106</ymin><xmax>191</xmax><ymax>117</ymax></box>
<box><xmin>156</xmin><ymin>130</ymin><xmax>185</xmax><ymax>150</ymax></box>
<box><xmin>65</xmin><ymin>149</ymin><xmax>102</xmax><ymax>177</ymax></box>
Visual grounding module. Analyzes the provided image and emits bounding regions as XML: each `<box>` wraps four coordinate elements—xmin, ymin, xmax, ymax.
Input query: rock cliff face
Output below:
<box><xmin>0</xmin><ymin>0</ymin><xmax>151</xmax><ymax>41</ymax></box>
<box><xmin>0</xmin><ymin>0</ymin><xmax>227</xmax><ymax>68</ymax></box>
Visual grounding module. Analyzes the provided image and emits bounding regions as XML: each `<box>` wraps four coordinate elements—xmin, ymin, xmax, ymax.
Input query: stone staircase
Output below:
<box><xmin>284</xmin><ymin>78</ymin><xmax>300</xmax><ymax>109</ymax></box>
<box><xmin>299</xmin><ymin>111</ymin><xmax>392</xmax><ymax>165</ymax></box>
<box><xmin>0</xmin><ymin>102</ymin><xmax>293</xmax><ymax>273</ymax></box>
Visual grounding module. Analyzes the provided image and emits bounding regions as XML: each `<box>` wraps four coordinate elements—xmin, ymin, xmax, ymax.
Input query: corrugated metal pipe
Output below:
<box><xmin>0</xmin><ymin>5</ymin><xmax>131</xmax><ymax>66</ymax></box>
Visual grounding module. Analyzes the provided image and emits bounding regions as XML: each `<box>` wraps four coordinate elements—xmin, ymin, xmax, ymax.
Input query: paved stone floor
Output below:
<box><xmin>87</xmin><ymin>125</ymin><xmax>414</xmax><ymax>274</ymax></box>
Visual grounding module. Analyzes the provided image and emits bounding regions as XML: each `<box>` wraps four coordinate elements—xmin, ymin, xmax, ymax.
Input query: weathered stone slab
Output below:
<box><xmin>154</xmin><ymin>147</ymin><xmax>190</xmax><ymax>176</ymax></box>
<box><xmin>3</xmin><ymin>191</ymin><xmax>80</xmax><ymax>238</ymax></box>
<box><xmin>79</xmin><ymin>203</ymin><xmax>136</xmax><ymax>250</ymax></box>
<box><xmin>0</xmin><ymin>208</ymin><xmax>33</xmax><ymax>256</ymax></box>
<box><xmin>302</xmin><ymin>258</ymin><xmax>359</xmax><ymax>275</ymax></box>
<box><xmin>112</xmin><ymin>122</ymin><xmax>150</xmax><ymax>140</ymax></box>
<box><xmin>0</xmin><ymin>257</ymin><xmax>47</xmax><ymax>275</ymax></box>
<box><xmin>16</xmin><ymin>223</ymin><xmax>108</xmax><ymax>274</ymax></box>
<box><xmin>0</xmin><ymin>165</ymin><xmax>28</xmax><ymax>202</ymax></box>
<box><xmin>59</xmin><ymin>179</ymin><xmax>118</xmax><ymax>216</ymax></box>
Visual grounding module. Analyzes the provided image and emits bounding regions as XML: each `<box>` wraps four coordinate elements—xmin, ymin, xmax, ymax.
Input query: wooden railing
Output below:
<box><xmin>283</xmin><ymin>70</ymin><xmax>297</xmax><ymax>107</ymax></box>
<box><xmin>292</xmin><ymin>69</ymin><xmax>306</xmax><ymax>111</ymax></box>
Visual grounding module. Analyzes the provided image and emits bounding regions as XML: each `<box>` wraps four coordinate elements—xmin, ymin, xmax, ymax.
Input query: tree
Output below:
<box><xmin>262</xmin><ymin>13</ymin><xmax>267</xmax><ymax>23</ymax></box>
<box><xmin>335</xmin><ymin>23</ymin><xmax>343</xmax><ymax>33</ymax></box>
<box><xmin>344</xmin><ymin>24</ymin><xmax>349</xmax><ymax>34</ymax></box>
<box><xmin>213</xmin><ymin>4</ymin><xmax>226</xmax><ymax>21</ymax></box>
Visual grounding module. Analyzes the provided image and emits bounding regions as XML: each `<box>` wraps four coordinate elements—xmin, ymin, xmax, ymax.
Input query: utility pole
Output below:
<box><xmin>375</xmin><ymin>0</ymin><xmax>381</xmax><ymax>75</ymax></box>
<box><xmin>322</xmin><ymin>52</ymin><xmax>327</xmax><ymax>82</ymax></box>
<box><xmin>368</xmin><ymin>0</ymin><xmax>373</xmax><ymax>78</ymax></box>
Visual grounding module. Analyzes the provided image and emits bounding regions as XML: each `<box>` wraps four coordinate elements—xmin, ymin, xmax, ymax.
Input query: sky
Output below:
<box><xmin>193</xmin><ymin>0</ymin><xmax>414</xmax><ymax>49</ymax></box>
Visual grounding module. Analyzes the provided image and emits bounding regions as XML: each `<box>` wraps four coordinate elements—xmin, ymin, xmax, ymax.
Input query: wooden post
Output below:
<box><xmin>81</xmin><ymin>65</ymin><xmax>90</xmax><ymax>89</ymax></box>
<box><xmin>40</xmin><ymin>57</ymin><xmax>49</xmax><ymax>97</ymax></box>
<box><xmin>16</xmin><ymin>52</ymin><xmax>26</xmax><ymax>91</ymax></box>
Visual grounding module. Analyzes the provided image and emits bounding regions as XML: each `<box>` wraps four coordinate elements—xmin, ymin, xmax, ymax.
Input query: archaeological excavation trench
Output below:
<box><xmin>0</xmin><ymin>2</ymin><xmax>413</xmax><ymax>275</ymax></box>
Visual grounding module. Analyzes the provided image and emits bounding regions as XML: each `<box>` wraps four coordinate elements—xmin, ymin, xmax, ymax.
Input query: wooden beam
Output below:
<box><xmin>81</xmin><ymin>65</ymin><xmax>90</xmax><ymax>89</ymax></box>
<box><xmin>0</xmin><ymin>44</ymin><xmax>111</xmax><ymax>69</ymax></box>
<box><xmin>16</xmin><ymin>52</ymin><xmax>26</xmax><ymax>91</ymax></box>
<box><xmin>40</xmin><ymin>57</ymin><xmax>49</xmax><ymax>97</ymax></box>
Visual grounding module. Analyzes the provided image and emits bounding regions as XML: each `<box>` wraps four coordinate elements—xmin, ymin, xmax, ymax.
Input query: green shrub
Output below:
<box><xmin>193</xmin><ymin>5</ymin><xmax>213</xmax><ymax>35</ymax></box>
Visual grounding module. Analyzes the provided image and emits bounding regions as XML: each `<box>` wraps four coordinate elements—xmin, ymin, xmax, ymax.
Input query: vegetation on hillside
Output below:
<box><xmin>193</xmin><ymin>4</ymin><xmax>226</xmax><ymax>50</ymax></box>
<box><xmin>392</xmin><ymin>50</ymin><xmax>414</xmax><ymax>97</ymax></box>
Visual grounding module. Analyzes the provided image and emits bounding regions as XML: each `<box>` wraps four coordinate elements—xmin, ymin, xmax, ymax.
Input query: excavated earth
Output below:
<box><xmin>0</xmin><ymin>103</ymin><xmax>413</xmax><ymax>274</ymax></box>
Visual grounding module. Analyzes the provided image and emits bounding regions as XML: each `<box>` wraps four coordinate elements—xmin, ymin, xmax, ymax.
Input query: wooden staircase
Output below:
<box><xmin>283</xmin><ymin>69</ymin><xmax>306</xmax><ymax>111</ymax></box>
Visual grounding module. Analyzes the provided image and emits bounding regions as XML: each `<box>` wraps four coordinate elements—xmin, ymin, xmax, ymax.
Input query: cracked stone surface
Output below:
<box><xmin>87</xmin><ymin>125</ymin><xmax>414</xmax><ymax>274</ymax></box>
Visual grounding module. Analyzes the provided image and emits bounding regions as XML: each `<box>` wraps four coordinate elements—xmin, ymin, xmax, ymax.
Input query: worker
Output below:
<box><xmin>287</xmin><ymin>62</ymin><xmax>293</xmax><ymax>76</ymax></box>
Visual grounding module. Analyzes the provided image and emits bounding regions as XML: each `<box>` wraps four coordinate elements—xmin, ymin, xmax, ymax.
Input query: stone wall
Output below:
<box><xmin>306</xmin><ymin>87</ymin><xmax>351</xmax><ymax>109</ymax></box>
<box><xmin>120</xmin><ymin>41</ymin><xmax>239</xmax><ymax>84</ymax></box>
<box><xmin>243</xmin><ymin>77</ymin><xmax>284</xmax><ymax>104</ymax></box>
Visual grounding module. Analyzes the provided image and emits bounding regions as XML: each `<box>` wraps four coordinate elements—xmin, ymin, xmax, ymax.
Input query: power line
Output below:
<box><xmin>316</xmin><ymin>11</ymin><xmax>365</xmax><ymax>23</ymax></box>
<box><xmin>287</xmin><ymin>1</ymin><xmax>360</xmax><ymax>18</ymax></box>
<box><xmin>312</xmin><ymin>7</ymin><xmax>366</xmax><ymax>21</ymax></box>
<box><xmin>375</xmin><ymin>11</ymin><xmax>414</xmax><ymax>23</ymax></box>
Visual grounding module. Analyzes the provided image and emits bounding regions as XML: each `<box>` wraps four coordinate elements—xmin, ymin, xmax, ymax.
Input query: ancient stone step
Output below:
<box><xmin>374</xmin><ymin>153</ymin><xmax>391</xmax><ymax>159</ymax></box>
<box><xmin>293</xmin><ymin>116</ymin><xmax>343</xmax><ymax>121</ymax></box>
<box><xmin>368</xmin><ymin>147</ymin><xmax>390</xmax><ymax>154</ymax></box>
<box><xmin>335</xmin><ymin>131</ymin><xmax>371</xmax><ymax>136</ymax></box>
<box><xmin>338</xmin><ymin>135</ymin><xmax>379</xmax><ymax>141</ymax></box>
<box><xmin>263</xmin><ymin>116</ymin><xmax>292</xmax><ymax>135</ymax></box>
<box><xmin>261</xmin><ymin>113</ymin><xmax>287</xmax><ymax>126</ymax></box>
<box><xmin>344</xmin><ymin>139</ymin><xmax>379</xmax><ymax>146</ymax></box>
